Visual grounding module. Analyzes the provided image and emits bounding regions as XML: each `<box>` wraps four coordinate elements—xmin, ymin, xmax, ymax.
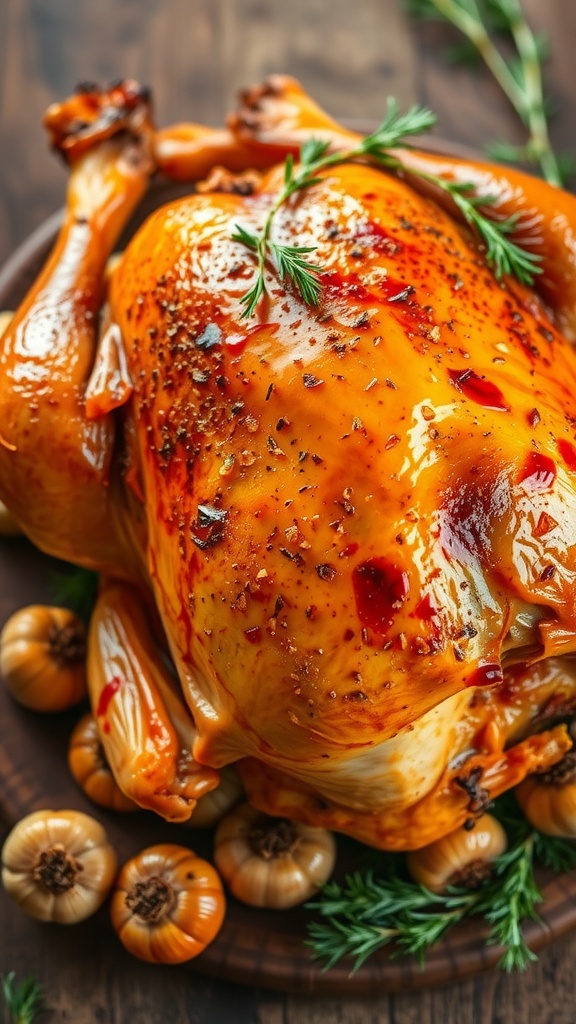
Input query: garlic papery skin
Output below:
<box><xmin>2</xmin><ymin>809</ymin><xmax>117</xmax><ymax>923</ymax></box>
<box><xmin>214</xmin><ymin>802</ymin><xmax>336</xmax><ymax>909</ymax></box>
<box><xmin>515</xmin><ymin>753</ymin><xmax>576</xmax><ymax>838</ymax></box>
<box><xmin>406</xmin><ymin>814</ymin><xmax>508</xmax><ymax>894</ymax></box>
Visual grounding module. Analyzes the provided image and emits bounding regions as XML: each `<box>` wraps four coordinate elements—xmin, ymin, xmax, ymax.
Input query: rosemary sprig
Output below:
<box><xmin>234</xmin><ymin>97</ymin><xmax>542</xmax><ymax>315</ymax></box>
<box><xmin>1</xmin><ymin>973</ymin><xmax>48</xmax><ymax>1024</ymax></box>
<box><xmin>405</xmin><ymin>0</ymin><xmax>566</xmax><ymax>186</ymax></box>
<box><xmin>306</xmin><ymin>797</ymin><xmax>576</xmax><ymax>974</ymax></box>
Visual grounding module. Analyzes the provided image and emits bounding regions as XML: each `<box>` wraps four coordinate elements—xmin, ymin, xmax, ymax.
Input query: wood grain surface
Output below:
<box><xmin>0</xmin><ymin>1</ymin><xmax>575</xmax><ymax>1022</ymax></box>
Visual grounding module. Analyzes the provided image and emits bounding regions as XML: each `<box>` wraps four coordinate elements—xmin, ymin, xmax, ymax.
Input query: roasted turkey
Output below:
<box><xmin>2</xmin><ymin>77</ymin><xmax>576</xmax><ymax>849</ymax></box>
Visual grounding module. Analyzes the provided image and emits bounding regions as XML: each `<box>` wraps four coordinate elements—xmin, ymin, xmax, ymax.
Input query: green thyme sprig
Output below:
<box><xmin>1</xmin><ymin>973</ymin><xmax>48</xmax><ymax>1024</ymax></box>
<box><xmin>305</xmin><ymin>798</ymin><xmax>576</xmax><ymax>974</ymax></box>
<box><xmin>233</xmin><ymin>98</ymin><xmax>542</xmax><ymax>316</ymax></box>
<box><xmin>233</xmin><ymin>100</ymin><xmax>438</xmax><ymax>318</ymax></box>
<box><xmin>405</xmin><ymin>0</ymin><xmax>568</xmax><ymax>186</ymax></box>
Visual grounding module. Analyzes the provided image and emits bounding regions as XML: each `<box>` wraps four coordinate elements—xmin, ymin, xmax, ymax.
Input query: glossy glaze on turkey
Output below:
<box><xmin>2</xmin><ymin>78</ymin><xmax>576</xmax><ymax>849</ymax></box>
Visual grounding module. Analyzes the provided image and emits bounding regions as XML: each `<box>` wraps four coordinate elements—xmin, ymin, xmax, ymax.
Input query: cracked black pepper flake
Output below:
<box><xmin>316</xmin><ymin>563</ymin><xmax>336</xmax><ymax>581</ymax></box>
<box><xmin>303</xmin><ymin>374</ymin><xmax>324</xmax><ymax>388</ymax></box>
<box><xmin>279</xmin><ymin>547</ymin><xmax>305</xmax><ymax>566</ymax></box>
<box><xmin>265</xmin><ymin>383</ymin><xmax>275</xmax><ymax>401</ymax></box>
<box><xmin>192</xmin><ymin>504</ymin><xmax>228</xmax><ymax>549</ymax></box>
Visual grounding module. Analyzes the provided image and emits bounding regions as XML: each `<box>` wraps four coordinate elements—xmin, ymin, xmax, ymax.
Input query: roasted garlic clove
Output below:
<box><xmin>2</xmin><ymin>809</ymin><xmax>117</xmax><ymax>923</ymax></box>
<box><xmin>0</xmin><ymin>605</ymin><xmax>87</xmax><ymax>712</ymax></box>
<box><xmin>185</xmin><ymin>766</ymin><xmax>244</xmax><ymax>828</ymax></box>
<box><xmin>110</xmin><ymin>844</ymin><xmax>225</xmax><ymax>963</ymax></box>
<box><xmin>406</xmin><ymin>814</ymin><xmax>508</xmax><ymax>894</ymax></box>
<box><xmin>68</xmin><ymin>712</ymin><xmax>139</xmax><ymax>813</ymax></box>
<box><xmin>214</xmin><ymin>802</ymin><xmax>336</xmax><ymax>909</ymax></box>
<box><xmin>515</xmin><ymin>752</ymin><xmax>576</xmax><ymax>837</ymax></box>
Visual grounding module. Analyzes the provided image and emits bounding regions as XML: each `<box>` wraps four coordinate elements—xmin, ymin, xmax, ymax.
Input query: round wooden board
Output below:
<box><xmin>2</xmin><ymin>166</ymin><xmax>576</xmax><ymax>997</ymax></box>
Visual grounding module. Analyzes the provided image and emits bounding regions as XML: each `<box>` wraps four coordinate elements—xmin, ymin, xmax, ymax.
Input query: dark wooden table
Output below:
<box><xmin>1</xmin><ymin>1</ymin><xmax>575</xmax><ymax>1021</ymax></box>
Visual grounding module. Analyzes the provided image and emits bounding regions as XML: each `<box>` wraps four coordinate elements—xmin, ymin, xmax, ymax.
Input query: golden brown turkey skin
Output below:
<box><xmin>3</xmin><ymin>79</ymin><xmax>576</xmax><ymax>846</ymax></box>
<box><xmin>109</xmin><ymin>159</ymin><xmax>576</xmax><ymax>810</ymax></box>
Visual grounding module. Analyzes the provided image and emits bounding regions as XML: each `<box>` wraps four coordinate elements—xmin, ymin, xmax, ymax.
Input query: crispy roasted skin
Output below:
<box><xmin>2</xmin><ymin>78</ymin><xmax>576</xmax><ymax>846</ymax></box>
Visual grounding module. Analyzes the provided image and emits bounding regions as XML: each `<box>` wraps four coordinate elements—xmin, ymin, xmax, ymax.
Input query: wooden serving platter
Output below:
<box><xmin>2</xmin><ymin>177</ymin><xmax>576</xmax><ymax>996</ymax></box>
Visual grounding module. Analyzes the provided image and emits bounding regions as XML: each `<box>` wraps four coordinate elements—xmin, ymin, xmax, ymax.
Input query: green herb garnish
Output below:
<box><xmin>405</xmin><ymin>0</ymin><xmax>569</xmax><ymax>187</ymax></box>
<box><xmin>305</xmin><ymin>798</ymin><xmax>576</xmax><ymax>974</ymax></box>
<box><xmin>233</xmin><ymin>97</ymin><xmax>542</xmax><ymax>316</ymax></box>
<box><xmin>1</xmin><ymin>973</ymin><xmax>48</xmax><ymax>1024</ymax></box>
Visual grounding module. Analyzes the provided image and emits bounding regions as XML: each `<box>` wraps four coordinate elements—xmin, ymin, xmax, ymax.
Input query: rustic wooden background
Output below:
<box><xmin>0</xmin><ymin>0</ymin><xmax>575</xmax><ymax>1021</ymax></box>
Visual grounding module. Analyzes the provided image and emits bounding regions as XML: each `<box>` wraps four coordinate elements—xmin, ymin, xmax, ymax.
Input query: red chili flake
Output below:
<box><xmin>97</xmin><ymin>676</ymin><xmax>122</xmax><ymax>717</ymax></box>
<box><xmin>557</xmin><ymin>438</ymin><xmax>576</xmax><ymax>472</ymax></box>
<box><xmin>533</xmin><ymin>512</ymin><xmax>559</xmax><ymax>538</ymax></box>
<box><xmin>344</xmin><ymin>628</ymin><xmax>355</xmax><ymax>641</ymax></box>
<box><xmin>448</xmin><ymin>369</ymin><xmax>509</xmax><ymax>412</ymax></box>
<box><xmin>385</xmin><ymin>435</ymin><xmax>401</xmax><ymax>449</ymax></box>
<box><xmin>518</xmin><ymin>452</ymin><xmax>556</xmax><ymax>492</ymax></box>
<box><xmin>352</xmin><ymin>558</ymin><xmax>410</xmax><ymax>636</ymax></box>
<box><xmin>244</xmin><ymin>626</ymin><xmax>262</xmax><ymax>644</ymax></box>
<box><xmin>412</xmin><ymin>594</ymin><xmax>438</xmax><ymax>621</ymax></box>
<box><xmin>316</xmin><ymin>563</ymin><xmax>337</xmax><ymax>581</ymax></box>
<box><xmin>303</xmin><ymin>374</ymin><xmax>324</xmax><ymax>388</ymax></box>
<box><xmin>527</xmin><ymin>408</ymin><xmax>541</xmax><ymax>428</ymax></box>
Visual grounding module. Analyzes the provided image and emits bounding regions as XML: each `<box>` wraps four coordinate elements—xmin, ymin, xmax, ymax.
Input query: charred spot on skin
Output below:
<box><xmin>454</xmin><ymin>767</ymin><xmax>492</xmax><ymax>819</ymax></box>
<box><xmin>192</xmin><ymin>504</ymin><xmax>228</xmax><ymax>549</ymax></box>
